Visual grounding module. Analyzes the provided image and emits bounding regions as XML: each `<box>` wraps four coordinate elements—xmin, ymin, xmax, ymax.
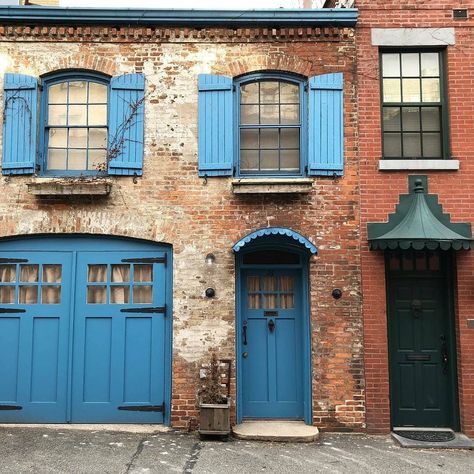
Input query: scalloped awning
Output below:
<box><xmin>368</xmin><ymin>176</ymin><xmax>474</xmax><ymax>251</ymax></box>
<box><xmin>232</xmin><ymin>227</ymin><xmax>318</xmax><ymax>255</ymax></box>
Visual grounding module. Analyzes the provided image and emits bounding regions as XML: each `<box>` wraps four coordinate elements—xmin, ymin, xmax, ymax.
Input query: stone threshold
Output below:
<box><xmin>392</xmin><ymin>427</ymin><xmax>474</xmax><ymax>449</ymax></box>
<box><xmin>232</xmin><ymin>421</ymin><xmax>319</xmax><ymax>443</ymax></box>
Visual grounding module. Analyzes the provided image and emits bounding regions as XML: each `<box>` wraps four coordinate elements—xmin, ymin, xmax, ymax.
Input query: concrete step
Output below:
<box><xmin>232</xmin><ymin>421</ymin><xmax>319</xmax><ymax>443</ymax></box>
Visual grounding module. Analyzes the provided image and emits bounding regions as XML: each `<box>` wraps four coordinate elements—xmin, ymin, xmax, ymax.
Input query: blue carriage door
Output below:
<box><xmin>71</xmin><ymin>251</ymin><xmax>167</xmax><ymax>423</ymax></box>
<box><xmin>0</xmin><ymin>252</ymin><xmax>73</xmax><ymax>422</ymax></box>
<box><xmin>241</xmin><ymin>269</ymin><xmax>303</xmax><ymax>419</ymax></box>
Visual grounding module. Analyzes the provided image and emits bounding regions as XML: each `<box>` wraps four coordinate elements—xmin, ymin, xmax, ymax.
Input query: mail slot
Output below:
<box><xmin>264</xmin><ymin>310</ymin><xmax>278</xmax><ymax>317</ymax></box>
<box><xmin>405</xmin><ymin>354</ymin><xmax>431</xmax><ymax>362</ymax></box>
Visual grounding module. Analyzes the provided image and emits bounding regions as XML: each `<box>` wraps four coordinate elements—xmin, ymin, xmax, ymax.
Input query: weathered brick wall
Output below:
<box><xmin>357</xmin><ymin>0</ymin><xmax>474</xmax><ymax>435</ymax></box>
<box><xmin>0</xmin><ymin>25</ymin><xmax>362</xmax><ymax>430</ymax></box>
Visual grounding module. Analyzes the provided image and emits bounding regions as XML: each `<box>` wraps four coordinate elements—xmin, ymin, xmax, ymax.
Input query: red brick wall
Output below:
<box><xmin>357</xmin><ymin>1</ymin><xmax>474</xmax><ymax>435</ymax></box>
<box><xmin>0</xmin><ymin>25</ymin><xmax>363</xmax><ymax>430</ymax></box>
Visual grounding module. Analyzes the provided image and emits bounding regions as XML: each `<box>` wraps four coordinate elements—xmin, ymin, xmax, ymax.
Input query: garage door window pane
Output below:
<box><xmin>20</xmin><ymin>286</ymin><xmax>38</xmax><ymax>304</ymax></box>
<box><xmin>87</xmin><ymin>286</ymin><xmax>106</xmax><ymax>304</ymax></box>
<box><xmin>133</xmin><ymin>286</ymin><xmax>152</xmax><ymax>304</ymax></box>
<box><xmin>111</xmin><ymin>286</ymin><xmax>130</xmax><ymax>304</ymax></box>
<box><xmin>0</xmin><ymin>286</ymin><xmax>14</xmax><ymax>304</ymax></box>
<box><xmin>0</xmin><ymin>265</ymin><xmax>16</xmax><ymax>282</ymax></box>
<box><xmin>43</xmin><ymin>265</ymin><xmax>62</xmax><ymax>283</ymax></box>
<box><xmin>20</xmin><ymin>265</ymin><xmax>39</xmax><ymax>282</ymax></box>
<box><xmin>134</xmin><ymin>265</ymin><xmax>153</xmax><ymax>282</ymax></box>
<box><xmin>111</xmin><ymin>264</ymin><xmax>130</xmax><ymax>282</ymax></box>
<box><xmin>42</xmin><ymin>286</ymin><xmax>61</xmax><ymax>304</ymax></box>
<box><xmin>88</xmin><ymin>264</ymin><xmax>107</xmax><ymax>282</ymax></box>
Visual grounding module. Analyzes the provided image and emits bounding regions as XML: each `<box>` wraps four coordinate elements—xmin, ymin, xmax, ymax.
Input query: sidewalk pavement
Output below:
<box><xmin>0</xmin><ymin>424</ymin><xmax>472</xmax><ymax>474</ymax></box>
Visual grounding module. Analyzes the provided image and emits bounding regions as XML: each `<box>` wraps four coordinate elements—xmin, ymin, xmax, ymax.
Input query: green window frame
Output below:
<box><xmin>380</xmin><ymin>50</ymin><xmax>449</xmax><ymax>160</ymax></box>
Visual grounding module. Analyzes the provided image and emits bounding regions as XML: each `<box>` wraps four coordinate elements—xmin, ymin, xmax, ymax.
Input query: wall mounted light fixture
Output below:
<box><xmin>205</xmin><ymin>253</ymin><xmax>215</xmax><ymax>266</ymax></box>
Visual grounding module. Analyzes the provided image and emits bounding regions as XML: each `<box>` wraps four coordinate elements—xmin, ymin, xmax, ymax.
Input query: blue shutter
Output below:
<box><xmin>2</xmin><ymin>73</ymin><xmax>38</xmax><ymax>175</ymax></box>
<box><xmin>198</xmin><ymin>74</ymin><xmax>233</xmax><ymax>177</ymax></box>
<box><xmin>108</xmin><ymin>73</ymin><xmax>145</xmax><ymax>176</ymax></box>
<box><xmin>308</xmin><ymin>73</ymin><xmax>344</xmax><ymax>177</ymax></box>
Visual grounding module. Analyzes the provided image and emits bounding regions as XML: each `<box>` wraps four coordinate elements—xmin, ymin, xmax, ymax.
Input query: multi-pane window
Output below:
<box><xmin>239</xmin><ymin>78</ymin><xmax>302</xmax><ymax>175</ymax></box>
<box><xmin>44</xmin><ymin>78</ymin><xmax>108</xmax><ymax>173</ymax></box>
<box><xmin>87</xmin><ymin>263</ymin><xmax>153</xmax><ymax>304</ymax></box>
<box><xmin>0</xmin><ymin>263</ymin><xmax>62</xmax><ymax>304</ymax></box>
<box><xmin>381</xmin><ymin>51</ymin><xmax>444</xmax><ymax>159</ymax></box>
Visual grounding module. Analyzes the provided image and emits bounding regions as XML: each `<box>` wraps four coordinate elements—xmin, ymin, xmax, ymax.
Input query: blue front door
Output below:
<box><xmin>241</xmin><ymin>269</ymin><xmax>304</xmax><ymax>419</ymax></box>
<box><xmin>0</xmin><ymin>237</ymin><xmax>171</xmax><ymax>424</ymax></box>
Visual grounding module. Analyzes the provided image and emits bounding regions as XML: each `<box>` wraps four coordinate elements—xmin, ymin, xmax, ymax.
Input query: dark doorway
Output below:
<box><xmin>386</xmin><ymin>250</ymin><xmax>459</xmax><ymax>429</ymax></box>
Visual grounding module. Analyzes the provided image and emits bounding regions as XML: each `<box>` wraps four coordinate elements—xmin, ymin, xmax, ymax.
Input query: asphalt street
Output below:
<box><xmin>0</xmin><ymin>425</ymin><xmax>472</xmax><ymax>474</ymax></box>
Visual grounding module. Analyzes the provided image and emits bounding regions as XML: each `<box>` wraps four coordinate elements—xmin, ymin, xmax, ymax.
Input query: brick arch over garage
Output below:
<box><xmin>214</xmin><ymin>53</ymin><xmax>313</xmax><ymax>78</ymax></box>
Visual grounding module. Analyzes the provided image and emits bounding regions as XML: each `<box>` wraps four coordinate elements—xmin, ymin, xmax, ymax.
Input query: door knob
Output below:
<box><xmin>268</xmin><ymin>319</ymin><xmax>275</xmax><ymax>333</ymax></box>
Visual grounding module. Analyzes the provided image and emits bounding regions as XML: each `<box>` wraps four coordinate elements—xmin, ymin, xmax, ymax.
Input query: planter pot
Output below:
<box><xmin>198</xmin><ymin>399</ymin><xmax>231</xmax><ymax>436</ymax></box>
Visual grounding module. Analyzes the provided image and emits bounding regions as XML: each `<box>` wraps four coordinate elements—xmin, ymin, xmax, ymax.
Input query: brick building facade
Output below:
<box><xmin>358</xmin><ymin>1</ymin><xmax>474</xmax><ymax>436</ymax></box>
<box><xmin>0</xmin><ymin>7</ymin><xmax>364</xmax><ymax>431</ymax></box>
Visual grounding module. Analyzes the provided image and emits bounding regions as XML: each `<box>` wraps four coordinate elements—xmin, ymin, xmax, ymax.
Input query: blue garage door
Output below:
<box><xmin>0</xmin><ymin>237</ymin><xmax>171</xmax><ymax>424</ymax></box>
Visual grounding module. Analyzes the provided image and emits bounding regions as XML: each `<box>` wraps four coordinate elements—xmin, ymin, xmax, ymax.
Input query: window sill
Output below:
<box><xmin>27</xmin><ymin>177</ymin><xmax>112</xmax><ymax>196</ymax></box>
<box><xmin>378</xmin><ymin>160</ymin><xmax>460</xmax><ymax>171</ymax></box>
<box><xmin>231</xmin><ymin>178</ymin><xmax>313</xmax><ymax>194</ymax></box>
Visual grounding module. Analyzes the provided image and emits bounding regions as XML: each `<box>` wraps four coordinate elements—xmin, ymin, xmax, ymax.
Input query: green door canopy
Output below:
<box><xmin>368</xmin><ymin>176</ymin><xmax>474</xmax><ymax>251</ymax></box>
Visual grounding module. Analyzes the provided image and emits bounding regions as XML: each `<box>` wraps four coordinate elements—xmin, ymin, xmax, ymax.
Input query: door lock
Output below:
<box><xmin>242</xmin><ymin>352</ymin><xmax>248</xmax><ymax>358</ymax></box>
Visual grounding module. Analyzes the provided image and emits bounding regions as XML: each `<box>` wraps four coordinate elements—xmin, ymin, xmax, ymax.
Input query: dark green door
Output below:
<box><xmin>388</xmin><ymin>276</ymin><xmax>457</xmax><ymax>428</ymax></box>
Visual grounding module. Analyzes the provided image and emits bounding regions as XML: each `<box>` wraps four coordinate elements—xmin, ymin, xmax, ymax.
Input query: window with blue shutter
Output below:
<box><xmin>197</xmin><ymin>72</ymin><xmax>344</xmax><ymax>178</ymax></box>
<box><xmin>308</xmin><ymin>73</ymin><xmax>344</xmax><ymax>177</ymax></box>
<box><xmin>2</xmin><ymin>73</ymin><xmax>38</xmax><ymax>175</ymax></box>
<box><xmin>2</xmin><ymin>71</ymin><xmax>146</xmax><ymax>177</ymax></box>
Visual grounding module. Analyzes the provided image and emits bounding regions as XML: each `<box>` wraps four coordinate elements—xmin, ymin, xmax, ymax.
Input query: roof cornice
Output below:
<box><xmin>0</xmin><ymin>7</ymin><xmax>358</xmax><ymax>27</ymax></box>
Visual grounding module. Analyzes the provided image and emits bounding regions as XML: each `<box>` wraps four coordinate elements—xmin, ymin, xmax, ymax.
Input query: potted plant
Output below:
<box><xmin>198</xmin><ymin>352</ymin><xmax>231</xmax><ymax>437</ymax></box>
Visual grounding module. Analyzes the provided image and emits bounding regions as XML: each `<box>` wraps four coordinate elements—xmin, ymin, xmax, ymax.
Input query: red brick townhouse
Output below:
<box><xmin>358</xmin><ymin>0</ymin><xmax>474</xmax><ymax>436</ymax></box>
<box><xmin>0</xmin><ymin>5</ymin><xmax>363</xmax><ymax>431</ymax></box>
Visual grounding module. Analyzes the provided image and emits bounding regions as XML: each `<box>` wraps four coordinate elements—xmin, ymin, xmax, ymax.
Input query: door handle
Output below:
<box><xmin>441</xmin><ymin>335</ymin><xmax>448</xmax><ymax>374</ymax></box>
<box><xmin>268</xmin><ymin>319</ymin><xmax>275</xmax><ymax>333</ymax></box>
<box><xmin>243</xmin><ymin>320</ymin><xmax>247</xmax><ymax>345</ymax></box>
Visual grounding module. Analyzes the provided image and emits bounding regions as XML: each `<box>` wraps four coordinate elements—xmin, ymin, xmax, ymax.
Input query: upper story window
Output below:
<box><xmin>238</xmin><ymin>77</ymin><xmax>303</xmax><ymax>176</ymax></box>
<box><xmin>43</xmin><ymin>74</ymin><xmax>109</xmax><ymax>175</ymax></box>
<box><xmin>197</xmin><ymin>71</ymin><xmax>344</xmax><ymax>180</ymax></box>
<box><xmin>381</xmin><ymin>50</ymin><xmax>446</xmax><ymax>159</ymax></box>
<box><xmin>2</xmin><ymin>71</ymin><xmax>145</xmax><ymax>178</ymax></box>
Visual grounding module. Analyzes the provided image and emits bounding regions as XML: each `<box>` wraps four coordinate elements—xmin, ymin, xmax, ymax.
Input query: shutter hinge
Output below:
<box><xmin>304</xmin><ymin>84</ymin><xmax>308</xmax><ymax>92</ymax></box>
<box><xmin>304</xmin><ymin>165</ymin><xmax>308</xmax><ymax>174</ymax></box>
<box><xmin>233</xmin><ymin>84</ymin><xmax>236</xmax><ymax>92</ymax></box>
<box><xmin>233</xmin><ymin>165</ymin><xmax>236</xmax><ymax>175</ymax></box>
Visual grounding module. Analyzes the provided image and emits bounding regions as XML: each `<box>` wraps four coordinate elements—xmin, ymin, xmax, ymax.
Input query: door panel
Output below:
<box><xmin>71</xmin><ymin>251</ymin><xmax>166</xmax><ymax>423</ymax></box>
<box><xmin>0</xmin><ymin>252</ymin><xmax>73</xmax><ymax>422</ymax></box>
<box><xmin>389</xmin><ymin>278</ymin><xmax>454</xmax><ymax>427</ymax></box>
<box><xmin>241</xmin><ymin>269</ymin><xmax>303</xmax><ymax>419</ymax></box>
